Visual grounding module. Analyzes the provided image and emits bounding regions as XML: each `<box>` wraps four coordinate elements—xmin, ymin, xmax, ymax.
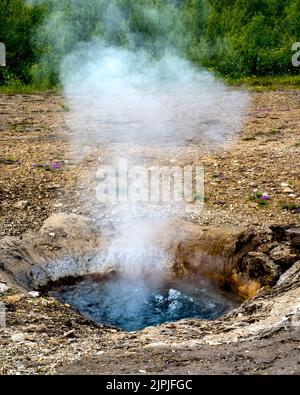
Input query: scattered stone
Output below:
<box><xmin>269</xmin><ymin>245</ymin><xmax>297</xmax><ymax>267</ymax></box>
<box><xmin>47</xmin><ymin>184</ymin><xmax>61</xmax><ymax>190</ymax></box>
<box><xmin>26</xmin><ymin>324</ymin><xmax>47</xmax><ymax>333</ymax></box>
<box><xmin>6</xmin><ymin>294</ymin><xmax>24</xmax><ymax>304</ymax></box>
<box><xmin>53</xmin><ymin>203</ymin><xmax>64</xmax><ymax>208</ymax></box>
<box><xmin>11</xmin><ymin>333</ymin><xmax>26</xmax><ymax>343</ymax></box>
<box><xmin>286</xmin><ymin>228</ymin><xmax>300</xmax><ymax>249</ymax></box>
<box><xmin>28</xmin><ymin>291</ymin><xmax>40</xmax><ymax>298</ymax></box>
<box><xmin>62</xmin><ymin>330</ymin><xmax>76</xmax><ymax>338</ymax></box>
<box><xmin>205</xmin><ymin>339</ymin><xmax>223</xmax><ymax>346</ymax></box>
<box><xmin>281</xmin><ymin>182</ymin><xmax>290</xmax><ymax>188</ymax></box>
<box><xmin>14</xmin><ymin>200</ymin><xmax>28</xmax><ymax>209</ymax></box>
<box><xmin>0</xmin><ymin>283</ymin><xmax>9</xmax><ymax>294</ymax></box>
<box><xmin>283</xmin><ymin>187</ymin><xmax>294</xmax><ymax>194</ymax></box>
<box><xmin>48</xmin><ymin>232</ymin><xmax>56</xmax><ymax>238</ymax></box>
<box><xmin>144</xmin><ymin>342</ymin><xmax>170</xmax><ymax>350</ymax></box>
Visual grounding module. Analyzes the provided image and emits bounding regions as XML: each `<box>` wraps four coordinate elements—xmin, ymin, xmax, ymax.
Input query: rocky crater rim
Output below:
<box><xmin>0</xmin><ymin>213</ymin><xmax>299</xmax><ymax>302</ymax></box>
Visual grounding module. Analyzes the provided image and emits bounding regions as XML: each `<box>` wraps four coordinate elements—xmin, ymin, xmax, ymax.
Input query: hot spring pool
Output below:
<box><xmin>49</xmin><ymin>276</ymin><xmax>239</xmax><ymax>331</ymax></box>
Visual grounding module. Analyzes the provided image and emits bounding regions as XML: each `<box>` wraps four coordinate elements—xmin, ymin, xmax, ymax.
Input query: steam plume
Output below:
<box><xmin>29</xmin><ymin>1</ymin><xmax>249</xmax><ymax>298</ymax></box>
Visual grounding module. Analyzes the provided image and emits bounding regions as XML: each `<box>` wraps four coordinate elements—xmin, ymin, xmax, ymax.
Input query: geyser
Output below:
<box><xmin>45</xmin><ymin>219</ymin><xmax>241</xmax><ymax>332</ymax></box>
<box><xmin>23</xmin><ymin>1</ymin><xmax>250</xmax><ymax>332</ymax></box>
<box><xmin>49</xmin><ymin>274</ymin><xmax>238</xmax><ymax>331</ymax></box>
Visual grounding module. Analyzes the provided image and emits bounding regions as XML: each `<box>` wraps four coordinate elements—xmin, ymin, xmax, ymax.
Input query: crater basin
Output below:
<box><xmin>49</xmin><ymin>275</ymin><xmax>239</xmax><ymax>331</ymax></box>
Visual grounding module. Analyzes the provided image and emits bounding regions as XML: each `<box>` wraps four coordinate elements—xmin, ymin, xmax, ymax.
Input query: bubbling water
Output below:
<box><xmin>49</xmin><ymin>275</ymin><xmax>238</xmax><ymax>331</ymax></box>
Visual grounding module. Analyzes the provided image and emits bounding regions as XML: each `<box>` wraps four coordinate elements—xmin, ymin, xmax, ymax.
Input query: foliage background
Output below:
<box><xmin>0</xmin><ymin>0</ymin><xmax>299</xmax><ymax>87</ymax></box>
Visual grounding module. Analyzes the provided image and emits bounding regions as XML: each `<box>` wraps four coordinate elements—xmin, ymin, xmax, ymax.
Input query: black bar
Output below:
<box><xmin>0</xmin><ymin>375</ymin><xmax>296</xmax><ymax>393</ymax></box>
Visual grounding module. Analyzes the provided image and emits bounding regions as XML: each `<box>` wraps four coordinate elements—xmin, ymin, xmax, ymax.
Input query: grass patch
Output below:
<box><xmin>224</xmin><ymin>75</ymin><xmax>300</xmax><ymax>91</ymax></box>
<box><xmin>4</xmin><ymin>155</ymin><xmax>18</xmax><ymax>162</ymax></box>
<box><xmin>0</xmin><ymin>156</ymin><xmax>21</xmax><ymax>165</ymax></box>
<box><xmin>268</xmin><ymin>128</ymin><xmax>281</xmax><ymax>135</ymax></box>
<box><xmin>0</xmin><ymin>82</ymin><xmax>60</xmax><ymax>95</ymax></box>
<box><xmin>280</xmin><ymin>202</ymin><xmax>300</xmax><ymax>211</ymax></box>
<box><xmin>248</xmin><ymin>191</ymin><xmax>271</xmax><ymax>207</ymax></box>
<box><xmin>1</xmin><ymin>75</ymin><xmax>300</xmax><ymax>95</ymax></box>
<box><xmin>10</xmin><ymin>121</ymin><xmax>33</xmax><ymax>131</ymax></box>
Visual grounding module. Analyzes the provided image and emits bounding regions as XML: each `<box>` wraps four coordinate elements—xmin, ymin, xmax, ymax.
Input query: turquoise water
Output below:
<box><xmin>50</xmin><ymin>276</ymin><xmax>238</xmax><ymax>331</ymax></box>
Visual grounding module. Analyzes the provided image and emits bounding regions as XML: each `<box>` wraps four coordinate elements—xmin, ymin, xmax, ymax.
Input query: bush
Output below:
<box><xmin>0</xmin><ymin>0</ymin><xmax>300</xmax><ymax>87</ymax></box>
<box><xmin>185</xmin><ymin>0</ymin><xmax>300</xmax><ymax>77</ymax></box>
<box><xmin>0</xmin><ymin>0</ymin><xmax>45</xmax><ymax>85</ymax></box>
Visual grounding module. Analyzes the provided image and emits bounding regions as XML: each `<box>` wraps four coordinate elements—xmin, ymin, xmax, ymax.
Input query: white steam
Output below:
<box><xmin>61</xmin><ymin>43</ymin><xmax>248</xmax><ymax>147</ymax></box>
<box><xmin>29</xmin><ymin>1</ymin><xmax>249</xmax><ymax>309</ymax></box>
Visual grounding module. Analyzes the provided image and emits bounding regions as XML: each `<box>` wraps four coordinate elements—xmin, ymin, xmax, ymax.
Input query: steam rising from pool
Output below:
<box><xmin>30</xmin><ymin>0</ymin><xmax>248</xmax><ymax>328</ymax></box>
<box><xmin>61</xmin><ymin>46</ymin><xmax>248</xmax><ymax>147</ymax></box>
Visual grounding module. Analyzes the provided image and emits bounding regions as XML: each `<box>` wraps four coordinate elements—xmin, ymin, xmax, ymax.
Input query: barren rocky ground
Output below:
<box><xmin>0</xmin><ymin>90</ymin><xmax>299</xmax><ymax>375</ymax></box>
<box><xmin>0</xmin><ymin>91</ymin><xmax>299</xmax><ymax>237</ymax></box>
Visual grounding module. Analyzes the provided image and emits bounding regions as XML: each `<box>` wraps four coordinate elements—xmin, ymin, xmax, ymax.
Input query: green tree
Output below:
<box><xmin>0</xmin><ymin>0</ymin><xmax>45</xmax><ymax>85</ymax></box>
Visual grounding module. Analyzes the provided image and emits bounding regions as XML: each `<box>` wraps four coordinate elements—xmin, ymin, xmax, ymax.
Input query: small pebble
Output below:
<box><xmin>11</xmin><ymin>333</ymin><xmax>25</xmax><ymax>343</ymax></box>
<box><xmin>283</xmin><ymin>187</ymin><xmax>294</xmax><ymax>194</ymax></box>
<box><xmin>0</xmin><ymin>283</ymin><xmax>9</xmax><ymax>294</ymax></box>
<box><xmin>14</xmin><ymin>200</ymin><xmax>28</xmax><ymax>210</ymax></box>
<box><xmin>53</xmin><ymin>203</ymin><xmax>63</xmax><ymax>208</ymax></box>
<box><xmin>28</xmin><ymin>291</ymin><xmax>40</xmax><ymax>298</ymax></box>
<box><xmin>281</xmin><ymin>182</ymin><xmax>289</xmax><ymax>187</ymax></box>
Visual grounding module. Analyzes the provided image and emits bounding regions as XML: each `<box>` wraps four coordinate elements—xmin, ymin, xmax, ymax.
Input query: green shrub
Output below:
<box><xmin>1</xmin><ymin>0</ymin><xmax>300</xmax><ymax>88</ymax></box>
<box><xmin>0</xmin><ymin>0</ymin><xmax>45</xmax><ymax>85</ymax></box>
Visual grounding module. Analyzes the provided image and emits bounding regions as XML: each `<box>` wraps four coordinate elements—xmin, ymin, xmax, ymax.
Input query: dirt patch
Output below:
<box><xmin>0</xmin><ymin>91</ymin><xmax>299</xmax><ymax>237</ymax></box>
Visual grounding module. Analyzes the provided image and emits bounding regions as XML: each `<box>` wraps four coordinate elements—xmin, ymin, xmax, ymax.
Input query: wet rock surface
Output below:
<box><xmin>1</xmin><ymin>213</ymin><xmax>298</xmax><ymax>296</ymax></box>
<box><xmin>0</xmin><ymin>260</ymin><xmax>299</xmax><ymax>375</ymax></box>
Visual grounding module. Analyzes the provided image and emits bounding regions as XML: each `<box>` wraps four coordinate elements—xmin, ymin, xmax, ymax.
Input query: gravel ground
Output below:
<box><xmin>0</xmin><ymin>91</ymin><xmax>299</xmax><ymax>237</ymax></box>
<box><xmin>0</xmin><ymin>90</ymin><xmax>299</xmax><ymax>375</ymax></box>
